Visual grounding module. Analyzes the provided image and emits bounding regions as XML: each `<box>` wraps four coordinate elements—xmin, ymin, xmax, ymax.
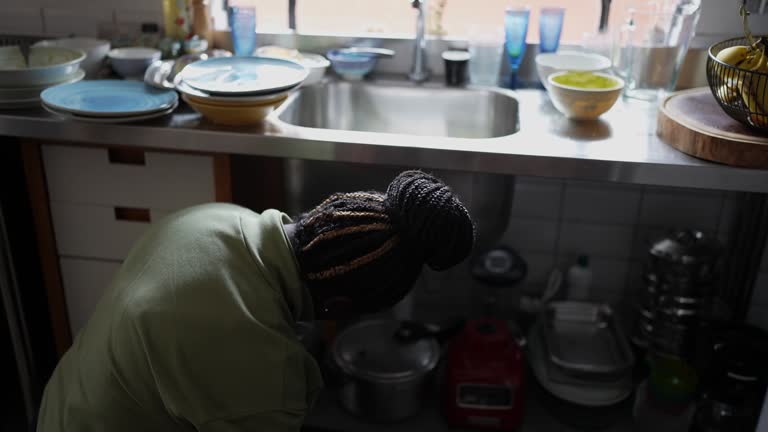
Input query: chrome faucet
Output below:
<box><xmin>409</xmin><ymin>0</ymin><xmax>429</xmax><ymax>82</ymax></box>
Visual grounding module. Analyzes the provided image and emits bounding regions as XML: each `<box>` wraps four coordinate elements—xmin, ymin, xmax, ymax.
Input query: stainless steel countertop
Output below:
<box><xmin>2</xmin><ymin>83</ymin><xmax>768</xmax><ymax>193</ymax></box>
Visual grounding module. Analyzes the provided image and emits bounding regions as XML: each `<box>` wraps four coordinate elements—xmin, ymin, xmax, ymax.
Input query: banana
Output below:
<box><xmin>718</xmin><ymin>84</ymin><xmax>741</xmax><ymax>104</ymax></box>
<box><xmin>716</xmin><ymin>45</ymin><xmax>750</xmax><ymax>67</ymax></box>
<box><xmin>740</xmin><ymin>76</ymin><xmax>768</xmax><ymax>128</ymax></box>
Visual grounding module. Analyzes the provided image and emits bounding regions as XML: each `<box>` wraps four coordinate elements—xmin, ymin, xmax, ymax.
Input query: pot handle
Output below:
<box><xmin>394</xmin><ymin>319</ymin><xmax>465</xmax><ymax>345</ymax></box>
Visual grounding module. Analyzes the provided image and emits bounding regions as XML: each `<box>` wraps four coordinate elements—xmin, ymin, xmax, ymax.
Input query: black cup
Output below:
<box><xmin>442</xmin><ymin>50</ymin><xmax>470</xmax><ymax>86</ymax></box>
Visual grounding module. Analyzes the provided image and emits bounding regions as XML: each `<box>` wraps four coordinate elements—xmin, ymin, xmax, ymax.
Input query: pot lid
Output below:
<box><xmin>649</xmin><ymin>230</ymin><xmax>722</xmax><ymax>265</ymax></box>
<box><xmin>332</xmin><ymin>320</ymin><xmax>440</xmax><ymax>381</ymax></box>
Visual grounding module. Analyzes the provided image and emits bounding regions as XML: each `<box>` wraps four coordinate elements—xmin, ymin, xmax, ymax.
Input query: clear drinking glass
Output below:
<box><xmin>228</xmin><ymin>6</ymin><xmax>257</xmax><ymax>57</ymax></box>
<box><xmin>539</xmin><ymin>7</ymin><xmax>565</xmax><ymax>54</ymax></box>
<box><xmin>468</xmin><ymin>28</ymin><xmax>504</xmax><ymax>87</ymax></box>
<box><xmin>505</xmin><ymin>6</ymin><xmax>530</xmax><ymax>88</ymax></box>
<box><xmin>614</xmin><ymin>0</ymin><xmax>701</xmax><ymax>101</ymax></box>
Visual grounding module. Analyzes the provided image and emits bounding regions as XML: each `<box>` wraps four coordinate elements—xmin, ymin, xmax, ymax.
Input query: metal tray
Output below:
<box><xmin>542</xmin><ymin>302</ymin><xmax>634</xmax><ymax>378</ymax></box>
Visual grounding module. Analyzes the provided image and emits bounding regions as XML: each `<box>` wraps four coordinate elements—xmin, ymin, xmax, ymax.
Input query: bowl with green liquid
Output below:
<box><xmin>547</xmin><ymin>71</ymin><xmax>625</xmax><ymax>120</ymax></box>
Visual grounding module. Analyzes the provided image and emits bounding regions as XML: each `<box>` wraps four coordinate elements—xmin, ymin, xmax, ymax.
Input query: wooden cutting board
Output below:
<box><xmin>657</xmin><ymin>88</ymin><xmax>768</xmax><ymax>168</ymax></box>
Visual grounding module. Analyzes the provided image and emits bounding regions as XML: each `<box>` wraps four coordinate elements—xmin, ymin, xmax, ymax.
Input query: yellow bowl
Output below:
<box><xmin>547</xmin><ymin>71</ymin><xmax>624</xmax><ymax>120</ymax></box>
<box><xmin>182</xmin><ymin>94</ymin><xmax>287</xmax><ymax>126</ymax></box>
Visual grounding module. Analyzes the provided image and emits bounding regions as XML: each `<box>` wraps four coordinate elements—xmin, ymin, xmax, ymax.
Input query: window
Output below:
<box><xmin>219</xmin><ymin>0</ymin><xmax>614</xmax><ymax>43</ymax></box>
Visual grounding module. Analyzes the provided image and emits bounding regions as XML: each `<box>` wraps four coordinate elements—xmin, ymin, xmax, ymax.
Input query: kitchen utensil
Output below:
<box><xmin>547</xmin><ymin>71</ymin><xmax>624</xmax><ymax>120</ymax></box>
<box><xmin>174</xmin><ymin>76</ymin><xmax>293</xmax><ymax>105</ymax></box>
<box><xmin>42</xmin><ymin>100</ymin><xmax>177</xmax><ymax>123</ymax></box>
<box><xmin>614</xmin><ymin>0</ymin><xmax>702</xmax><ymax>101</ymax></box>
<box><xmin>326</xmin><ymin>49</ymin><xmax>379</xmax><ymax>81</ymax></box>
<box><xmin>535</xmin><ymin>51</ymin><xmax>612</xmax><ymax>91</ymax></box>
<box><xmin>527</xmin><ymin>318</ymin><xmax>633</xmax><ymax>407</ymax></box>
<box><xmin>539</xmin><ymin>7</ymin><xmax>565</xmax><ymax>54</ymax></box>
<box><xmin>41</xmin><ymin>80</ymin><xmax>177</xmax><ymax>117</ymax></box>
<box><xmin>504</xmin><ymin>5</ymin><xmax>530</xmax><ymax>86</ymax></box>
<box><xmin>543</xmin><ymin>302</ymin><xmax>635</xmax><ymax>381</ymax></box>
<box><xmin>177</xmin><ymin>56</ymin><xmax>307</xmax><ymax>95</ymax></box>
<box><xmin>108</xmin><ymin>47</ymin><xmax>162</xmax><ymax>79</ymax></box>
<box><xmin>19</xmin><ymin>41</ymin><xmax>30</xmax><ymax>68</ymax></box>
<box><xmin>330</xmin><ymin>319</ymin><xmax>440</xmax><ymax>423</ymax></box>
<box><xmin>182</xmin><ymin>93</ymin><xmax>286</xmax><ymax>126</ymax></box>
<box><xmin>144</xmin><ymin>60</ymin><xmax>176</xmax><ymax>89</ymax></box>
<box><xmin>336</xmin><ymin>47</ymin><xmax>395</xmax><ymax>58</ymax></box>
<box><xmin>0</xmin><ymin>46</ymin><xmax>85</xmax><ymax>87</ymax></box>
<box><xmin>33</xmin><ymin>37</ymin><xmax>110</xmax><ymax>78</ymax></box>
<box><xmin>256</xmin><ymin>47</ymin><xmax>330</xmax><ymax>87</ymax></box>
<box><xmin>442</xmin><ymin>50</ymin><xmax>470</xmax><ymax>86</ymax></box>
<box><xmin>228</xmin><ymin>6</ymin><xmax>257</xmax><ymax>56</ymax></box>
<box><xmin>658</xmin><ymin>88</ymin><xmax>768</xmax><ymax>168</ymax></box>
<box><xmin>467</xmin><ymin>27</ymin><xmax>504</xmax><ymax>87</ymax></box>
<box><xmin>0</xmin><ymin>69</ymin><xmax>85</xmax><ymax>102</ymax></box>
<box><xmin>692</xmin><ymin>324</ymin><xmax>768</xmax><ymax>432</ymax></box>
<box><xmin>444</xmin><ymin>318</ymin><xmax>525</xmax><ymax>430</ymax></box>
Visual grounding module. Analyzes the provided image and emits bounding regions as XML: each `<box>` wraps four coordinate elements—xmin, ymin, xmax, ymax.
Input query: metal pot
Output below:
<box><xmin>330</xmin><ymin>319</ymin><xmax>440</xmax><ymax>423</ymax></box>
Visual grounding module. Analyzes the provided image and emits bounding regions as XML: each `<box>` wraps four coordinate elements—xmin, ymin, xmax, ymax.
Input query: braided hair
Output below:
<box><xmin>292</xmin><ymin>170</ymin><xmax>475</xmax><ymax>315</ymax></box>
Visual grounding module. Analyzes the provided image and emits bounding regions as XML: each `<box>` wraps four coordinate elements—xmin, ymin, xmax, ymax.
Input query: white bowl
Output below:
<box><xmin>300</xmin><ymin>53</ymin><xmax>330</xmax><ymax>86</ymax></box>
<box><xmin>108</xmin><ymin>47</ymin><xmax>161</xmax><ymax>79</ymax></box>
<box><xmin>34</xmin><ymin>37</ymin><xmax>110</xmax><ymax>78</ymax></box>
<box><xmin>547</xmin><ymin>71</ymin><xmax>624</xmax><ymax>120</ymax></box>
<box><xmin>536</xmin><ymin>51</ymin><xmax>612</xmax><ymax>90</ymax></box>
<box><xmin>0</xmin><ymin>46</ymin><xmax>85</xmax><ymax>87</ymax></box>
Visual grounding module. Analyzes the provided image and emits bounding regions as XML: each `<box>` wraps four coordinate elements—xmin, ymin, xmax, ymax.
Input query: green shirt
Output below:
<box><xmin>37</xmin><ymin>204</ymin><xmax>323</xmax><ymax>432</ymax></box>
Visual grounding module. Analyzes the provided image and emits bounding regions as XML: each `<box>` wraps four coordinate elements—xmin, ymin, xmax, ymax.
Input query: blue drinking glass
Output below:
<box><xmin>228</xmin><ymin>6</ymin><xmax>257</xmax><ymax>57</ymax></box>
<box><xmin>505</xmin><ymin>6</ymin><xmax>530</xmax><ymax>88</ymax></box>
<box><xmin>539</xmin><ymin>7</ymin><xmax>565</xmax><ymax>53</ymax></box>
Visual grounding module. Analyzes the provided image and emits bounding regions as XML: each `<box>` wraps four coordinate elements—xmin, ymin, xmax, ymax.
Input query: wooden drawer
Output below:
<box><xmin>51</xmin><ymin>202</ymin><xmax>170</xmax><ymax>261</ymax></box>
<box><xmin>42</xmin><ymin>145</ymin><xmax>216</xmax><ymax>209</ymax></box>
<box><xmin>60</xmin><ymin>257</ymin><xmax>122</xmax><ymax>336</ymax></box>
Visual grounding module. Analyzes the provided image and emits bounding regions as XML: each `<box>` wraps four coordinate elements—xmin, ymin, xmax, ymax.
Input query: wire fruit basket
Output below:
<box><xmin>706</xmin><ymin>36</ymin><xmax>768</xmax><ymax>133</ymax></box>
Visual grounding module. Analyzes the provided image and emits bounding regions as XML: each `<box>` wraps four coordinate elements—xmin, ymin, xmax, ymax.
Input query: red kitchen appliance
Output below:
<box><xmin>444</xmin><ymin>246</ymin><xmax>528</xmax><ymax>430</ymax></box>
<box><xmin>444</xmin><ymin>317</ymin><xmax>525</xmax><ymax>430</ymax></box>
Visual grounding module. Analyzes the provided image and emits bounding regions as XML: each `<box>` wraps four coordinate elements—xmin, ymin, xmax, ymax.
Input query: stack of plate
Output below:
<box><xmin>0</xmin><ymin>46</ymin><xmax>86</xmax><ymax>109</ymax></box>
<box><xmin>41</xmin><ymin>80</ymin><xmax>178</xmax><ymax>123</ymax></box>
<box><xmin>174</xmin><ymin>56</ymin><xmax>308</xmax><ymax>126</ymax></box>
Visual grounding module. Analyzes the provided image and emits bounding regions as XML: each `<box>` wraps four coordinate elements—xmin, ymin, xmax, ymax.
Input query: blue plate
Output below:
<box><xmin>177</xmin><ymin>56</ymin><xmax>308</xmax><ymax>95</ymax></box>
<box><xmin>41</xmin><ymin>80</ymin><xmax>178</xmax><ymax>117</ymax></box>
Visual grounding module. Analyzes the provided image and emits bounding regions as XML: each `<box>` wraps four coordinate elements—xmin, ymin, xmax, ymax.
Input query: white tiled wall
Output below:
<box><xmin>1</xmin><ymin>0</ymin><xmax>163</xmax><ymax>37</ymax></box>
<box><xmin>413</xmin><ymin>176</ymin><xmax>757</xmax><ymax>322</ymax></box>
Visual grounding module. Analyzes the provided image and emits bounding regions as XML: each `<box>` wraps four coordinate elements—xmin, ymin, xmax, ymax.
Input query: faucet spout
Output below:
<box><xmin>409</xmin><ymin>0</ymin><xmax>429</xmax><ymax>82</ymax></box>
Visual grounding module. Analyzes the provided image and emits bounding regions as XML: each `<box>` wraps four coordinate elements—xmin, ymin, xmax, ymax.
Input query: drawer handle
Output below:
<box><xmin>114</xmin><ymin>207</ymin><xmax>151</xmax><ymax>223</ymax></box>
<box><xmin>108</xmin><ymin>148</ymin><xmax>146</xmax><ymax>165</ymax></box>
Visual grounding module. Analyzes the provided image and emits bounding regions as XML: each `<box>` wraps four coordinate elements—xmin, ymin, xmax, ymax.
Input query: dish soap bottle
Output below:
<box><xmin>566</xmin><ymin>255</ymin><xmax>592</xmax><ymax>300</ymax></box>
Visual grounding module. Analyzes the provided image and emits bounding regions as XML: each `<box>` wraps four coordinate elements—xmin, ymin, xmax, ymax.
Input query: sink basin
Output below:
<box><xmin>277</xmin><ymin>80</ymin><xmax>519</xmax><ymax>139</ymax></box>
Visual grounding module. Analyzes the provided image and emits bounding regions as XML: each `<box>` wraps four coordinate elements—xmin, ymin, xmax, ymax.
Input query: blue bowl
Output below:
<box><xmin>326</xmin><ymin>49</ymin><xmax>377</xmax><ymax>80</ymax></box>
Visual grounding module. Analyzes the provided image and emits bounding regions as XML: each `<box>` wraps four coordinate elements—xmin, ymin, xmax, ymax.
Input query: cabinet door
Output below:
<box><xmin>42</xmin><ymin>145</ymin><xmax>216</xmax><ymax>209</ymax></box>
<box><xmin>50</xmin><ymin>202</ymin><xmax>170</xmax><ymax>261</ymax></box>
<box><xmin>59</xmin><ymin>257</ymin><xmax>121</xmax><ymax>336</ymax></box>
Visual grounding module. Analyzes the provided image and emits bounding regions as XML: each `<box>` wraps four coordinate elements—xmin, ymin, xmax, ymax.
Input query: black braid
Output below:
<box><xmin>292</xmin><ymin>170</ymin><xmax>475</xmax><ymax>313</ymax></box>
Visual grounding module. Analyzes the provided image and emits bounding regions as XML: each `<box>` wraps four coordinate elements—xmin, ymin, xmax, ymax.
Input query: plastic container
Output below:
<box><xmin>567</xmin><ymin>255</ymin><xmax>592</xmax><ymax>300</ymax></box>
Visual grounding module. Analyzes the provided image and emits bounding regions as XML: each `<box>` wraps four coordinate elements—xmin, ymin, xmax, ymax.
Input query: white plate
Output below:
<box><xmin>0</xmin><ymin>69</ymin><xmax>85</xmax><ymax>100</ymax></box>
<box><xmin>527</xmin><ymin>322</ymin><xmax>632</xmax><ymax>407</ymax></box>
<box><xmin>174</xmin><ymin>76</ymin><xmax>294</xmax><ymax>103</ymax></box>
<box><xmin>42</xmin><ymin>100</ymin><xmax>178</xmax><ymax>123</ymax></box>
<box><xmin>177</xmin><ymin>56</ymin><xmax>307</xmax><ymax>95</ymax></box>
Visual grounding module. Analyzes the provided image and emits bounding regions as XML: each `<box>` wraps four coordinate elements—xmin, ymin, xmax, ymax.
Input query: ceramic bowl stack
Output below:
<box><xmin>174</xmin><ymin>56</ymin><xmax>308</xmax><ymax>126</ymax></box>
<box><xmin>0</xmin><ymin>46</ymin><xmax>86</xmax><ymax>109</ymax></box>
<box><xmin>41</xmin><ymin>80</ymin><xmax>178</xmax><ymax>123</ymax></box>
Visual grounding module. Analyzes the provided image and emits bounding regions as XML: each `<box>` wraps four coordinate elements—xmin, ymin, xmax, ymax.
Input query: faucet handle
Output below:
<box><xmin>411</xmin><ymin>0</ymin><xmax>423</xmax><ymax>9</ymax></box>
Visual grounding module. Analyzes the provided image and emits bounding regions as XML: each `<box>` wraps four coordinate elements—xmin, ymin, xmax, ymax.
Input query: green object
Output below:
<box><xmin>37</xmin><ymin>204</ymin><xmax>322</xmax><ymax>431</ymax></box>
<box><xmin>552</xmin><ymin>72</ymin><xmax>620</xmax><ymax>89</ymax></box>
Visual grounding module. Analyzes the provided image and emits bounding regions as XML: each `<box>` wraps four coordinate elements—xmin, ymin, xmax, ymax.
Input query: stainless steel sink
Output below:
<box><xmin>276</xmin><ymin>80</ymin><xmax>519</xmax><ymax>139</ymax></box>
